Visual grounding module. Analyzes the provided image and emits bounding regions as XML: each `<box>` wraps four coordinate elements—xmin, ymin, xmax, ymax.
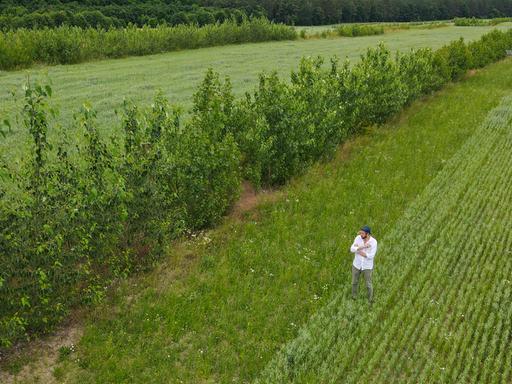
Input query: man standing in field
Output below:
<box><xmin>350</xmin><ymin>226</ymin><xmax>378</xmax><ymax>303</ymax></box>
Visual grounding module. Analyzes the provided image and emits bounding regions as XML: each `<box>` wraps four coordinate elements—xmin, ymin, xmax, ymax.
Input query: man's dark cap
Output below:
<box><xmin>361</xmin><ymin>225</ymin><xmax>371</xmax><ymax>234</ymax></box>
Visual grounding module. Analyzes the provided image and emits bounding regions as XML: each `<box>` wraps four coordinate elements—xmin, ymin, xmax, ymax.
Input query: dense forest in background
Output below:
<box><xmin>0</xmin><ymin>0</ymin><xmax>512</xmax><ymax>29</ymax></box>
<box><xmin>0</xmin><ymin>1</ymin><xmax>264</xmax><ymax>29</ymax></box>
<box><xmin>208</xmin><ymin>0</ymin><xmax>512</xmax><ymax>24</ymax></box>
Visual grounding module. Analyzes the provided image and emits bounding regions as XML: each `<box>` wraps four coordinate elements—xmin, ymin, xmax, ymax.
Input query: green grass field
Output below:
<box><xmin>2</xmin><ymin>24</ymin><xmax>512</xmax><ymax>383</ymax></box>
<box><xmin>257</xmin><ymin>90</ymin><xmax>512</xmax><ymax>384</ymax></box>
<box><xmin>5</xmin><ymin>57</ymin><xmax>508</xmax><ymax>383</ymax></box>
<box><xmin>1</xmin><ymin>25</ymin><xmax>511</xmax><ymax>159</ymax></box>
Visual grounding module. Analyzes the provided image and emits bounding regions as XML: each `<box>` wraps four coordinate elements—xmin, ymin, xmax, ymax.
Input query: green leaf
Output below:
<box><xmin>44</xmin><ymin>85</ymin><xmax>52</xmax><ymax>97</ymax></box>
<box><xmin>21</xmin><ymin>296</ymin><xmax>30</xmax><ymax>308</ymax></box>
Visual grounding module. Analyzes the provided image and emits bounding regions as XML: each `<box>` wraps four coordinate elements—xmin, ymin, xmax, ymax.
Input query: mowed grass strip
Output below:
<box><xmin>37</xmin><ymin>59</ymin><xmax>512</xmax><ymax>383</ymax></box>
<box><xmin>1</xmin><ymin>25</ymin><xmax>510</xmax><ymax>159</ymax></box>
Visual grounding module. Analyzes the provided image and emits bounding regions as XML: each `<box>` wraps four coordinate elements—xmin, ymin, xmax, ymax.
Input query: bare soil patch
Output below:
<box><xmin>230</xmin><ymin>181</ymin><xmax>283</xmax><ymax>220</ymax></box>
<box><xmin>0</xmin><ymin>320</ymin><xmax>83</xmax><ymax>384</ymax></box>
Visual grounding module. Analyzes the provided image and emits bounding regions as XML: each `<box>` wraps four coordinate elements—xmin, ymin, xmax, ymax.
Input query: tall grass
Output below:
<box><xmin>454</xmin><ymin>17</ymin><xmax>512</xmax><ymax>26</ymax></box>
<box><xmin>336</xmin><ymin>24</ymin><xmax>384</xmax><ymax>37</ymax></box>
<box><xmin>258</xmin><ymin>93</ymin><xmax>512</xmax><ymax>383</ymax></box>
<box><xmin>299</xmin><ymin>21</ymin><xmax>448</xmax><ymax>40</ymax></box>
<box><xmin>0</xmin><ymin>18</ymin><xmax>297</xmax><ymax>70</ymax></box>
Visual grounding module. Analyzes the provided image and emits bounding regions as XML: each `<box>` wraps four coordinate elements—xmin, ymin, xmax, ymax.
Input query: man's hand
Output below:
<box><xmin>357</xmin><ymin>244</ymin><xmax>370</xmax><ymax>251</ymax></box>
<box><xmin>357</xmin><ymin>250</ymin><xmax>367</xmax><ymax>257</ymax></box>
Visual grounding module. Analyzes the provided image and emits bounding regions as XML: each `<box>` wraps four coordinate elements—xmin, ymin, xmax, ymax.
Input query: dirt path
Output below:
<box><xmin>0</xmin><ymin>323</ymin><xmax>83</xmax><ymax>384</ymax></box>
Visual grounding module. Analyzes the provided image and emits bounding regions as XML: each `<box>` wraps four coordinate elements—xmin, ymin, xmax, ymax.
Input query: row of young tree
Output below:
<box><xmin>0</xmin><ymin>18</ymin><xmax>297</xmax><ymax>70</ymax></box>
<box><xmin>1</xmin><ymin>28</ymin><xmax>512</xmax><ymax>349</ymax></box>
<box><xmin>454</xmin><ymin>16</ymin><xmax>512</xmax><ymax>26</ymax></box>
<box><xmin>1</xmin><ymin>0</ymin><xmax>512</xmax><ymax>29</ymax></box>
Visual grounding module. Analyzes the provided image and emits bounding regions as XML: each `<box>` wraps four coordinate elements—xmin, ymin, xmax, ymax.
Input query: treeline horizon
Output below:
<box><xmin>235</xmin><ymin>0</ymin><xmax>512</xmax><ymax>24</ymax></box>
<box><xmin>0</xmin><ymin>1</ymin><xmax>264</xmax><ymax>30</ymax></box>
<box><xmin>1</xmin><ymin>0</ymin><xmax>512</xmax><ymax>29</ymax></box>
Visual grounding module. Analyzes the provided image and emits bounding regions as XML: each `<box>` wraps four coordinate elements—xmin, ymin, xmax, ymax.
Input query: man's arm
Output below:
<box><xmin>350</xmin><ymin>237</ymin><xmax>360</xmax><ymax>253</ymax></box>
<box><xmin>366</xmin><ymin>241</ymin><xmax>378</xmax><ymax>260</ymax></box>
<box><xmin>351</xmin><ymin>240</ymin><xmax>368</xmax><ymax>257</ymax></box>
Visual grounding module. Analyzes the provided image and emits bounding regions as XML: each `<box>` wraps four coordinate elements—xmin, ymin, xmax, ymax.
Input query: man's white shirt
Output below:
<box><xmin>350</xmin><ymin>235</ymin><xmax>378</xmax><ymax>270</ymax></box>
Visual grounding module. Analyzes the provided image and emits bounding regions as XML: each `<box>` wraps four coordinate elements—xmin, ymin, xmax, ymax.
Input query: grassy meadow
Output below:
<box><xmin>2</xmin><ymin>22</ymin><xmax>512</xmax><ymax>383</ymax></box>
<box><xmin>1</xmin><ymin>24</ymin><xmax>511</xmax><ymax>159</ymax></box>
<box><xmin>7</xmin><ymin>57</ymin><xmax>508</xmax><ymax>383</ymax></box>
<box><xmin>258</xmin><ymin>89</ymin><xmax>512</xmax><ymax>384</ymax></box>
